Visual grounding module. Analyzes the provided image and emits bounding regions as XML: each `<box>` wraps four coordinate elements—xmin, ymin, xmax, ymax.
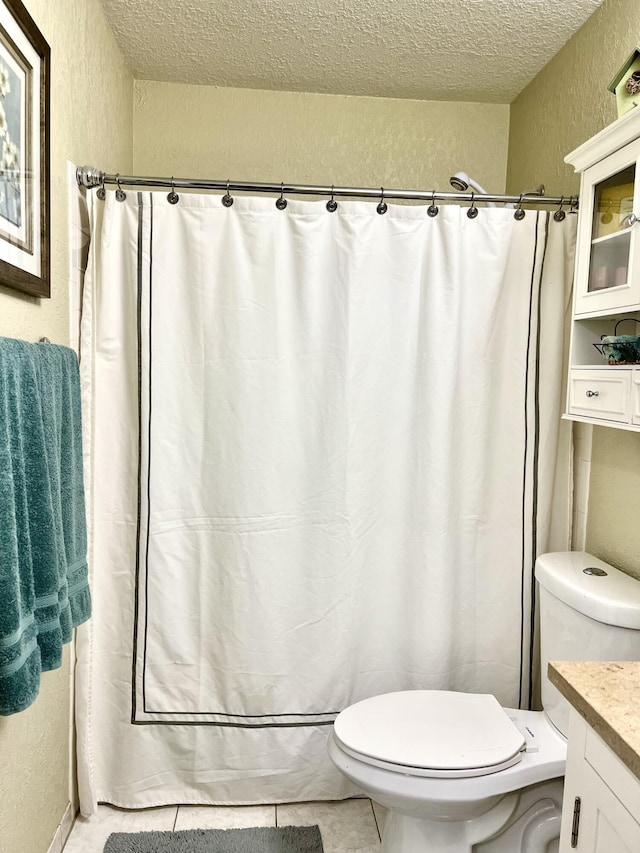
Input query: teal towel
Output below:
<box><xmin>0</xmin><ymin>337</ymin><xmax>91</xmax><ymax>715</ymax></box>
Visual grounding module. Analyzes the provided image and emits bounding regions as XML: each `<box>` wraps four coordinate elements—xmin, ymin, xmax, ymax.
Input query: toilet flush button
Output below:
<box><xmin>583</xmin><ymin>567</ymin><xmax>608</xmax><ymax>577</ymax></box>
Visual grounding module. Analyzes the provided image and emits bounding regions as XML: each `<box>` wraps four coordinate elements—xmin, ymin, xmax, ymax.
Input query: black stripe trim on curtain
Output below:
<box><xmin>131</xmin><ymin>192</ymin><xmax>145</xmax><ymax>724</ymax></box>
<box><xmin>518</xmin><ymin>211</ymin><xmax>552</xmax><ymax>710</ymax></box>
<box><xmin>130</xmin><ymin>203</ymin><xmax>550</xmax><ymax>724</ymax></box>
<box><xmin>142</xmin><ymin>195</ymin><xmax>154</xmax><ymax>714</ymax></box>
<box><xmin>518</xmin><ymin>211</ymin><xmax>539</xmax><ymax>710</ymax></box>
<box><xmin>130</xmin><ymin>196</ymin><xmax>339</xmax><ymax>726</ymax></box>
<box><xmin>528</xmin><ymin>211</ymin><xmax>551</xmax><ymax>710</ymax></box>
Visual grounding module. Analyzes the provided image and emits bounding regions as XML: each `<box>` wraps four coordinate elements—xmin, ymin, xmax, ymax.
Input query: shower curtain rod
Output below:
<box><xmin>76</xmin><ymin>166</ymin><xmax>578</xmax><ymax>209</ymax></box>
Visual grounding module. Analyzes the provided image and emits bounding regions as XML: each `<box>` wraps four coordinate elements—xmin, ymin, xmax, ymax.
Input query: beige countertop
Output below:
<box><xmin>549</xmin><ymin>661</ymin><xmax>640</xmax><ymax>780</ymax></box>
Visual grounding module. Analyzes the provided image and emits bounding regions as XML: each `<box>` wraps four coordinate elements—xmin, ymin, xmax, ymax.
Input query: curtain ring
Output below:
<box><xmin>514</xmin><ymin>193</ymin><xmax>526</xmax><ymax>220</ymax></box>
<box><xmin>427</xmin><ymin>189</ymin><xmax>439</xmax><ymax>218</ymax></box>
<box><xmin>326</xmin><ymin>184</ymin><xmax>338</xmax><ymax>213</ymax></box>
<box><xmin>467</xmin><ymin>191</ymin><xmax>478</xmax><ymax>219</ymax></box>
<box><xmin>96</xmin><ymin>174</ymin><xmax>106</xmax><ymax>201</ymax></box>
<box><xmin>115</xmin><ymin>174</ymin><xmax>126</xmax><ymax>202</ymax></box>
<box><xmin>553</xmin><ymin>195</ymin><xmax>566</xmax><ymax>221</ymax></box>
<box><xmin>276</xmin><ymin>182</ymin><xmax>288</xmax><ymax>210</ymax></box>
<box><xmin>377</xmin><ymin>187</ymin><xmax>387</xmax><ymax>215</ymax></box>
<box><xmin>222</xmin><ymin>179</ymin><xmax>234</xmax><ymax>207</ymax></box>
<box><xmin>167</xmin><ymin>176</ymin><xmax>179</xmax><ymax>205</ymax></box>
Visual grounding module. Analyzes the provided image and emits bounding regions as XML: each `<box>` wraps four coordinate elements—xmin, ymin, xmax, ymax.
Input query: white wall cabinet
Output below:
<box><xmin>565</xmin><ymin>108</ymin><xmax>640</xmax><ymax>430</ymax></box>
<box><xmin>568</xmin><ymin>367</ymin><xmax>631</xmax><ymax>424</ymax></box>
<box><xmin>559</xmin><ymin>710</ymin><xmax>640</xmax><ymax>853</ymax></box>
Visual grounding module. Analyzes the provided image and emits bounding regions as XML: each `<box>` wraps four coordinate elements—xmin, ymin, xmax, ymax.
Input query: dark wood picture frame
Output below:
<box><xmin>0</xmin><ymin>0</ymin><xmax>49</xmax><ymax>298</ymax></box>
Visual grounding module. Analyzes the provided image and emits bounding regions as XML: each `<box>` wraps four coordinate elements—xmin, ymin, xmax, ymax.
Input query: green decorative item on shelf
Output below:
<box><xmin>594</xmin><ymin>318</ymin><xmax>640</xmax><ymax>364</ymax></box>
<box><xmin>608</xmin><ymin>47</ymin><xmax>640</xmax><ymax>118</ymax></box>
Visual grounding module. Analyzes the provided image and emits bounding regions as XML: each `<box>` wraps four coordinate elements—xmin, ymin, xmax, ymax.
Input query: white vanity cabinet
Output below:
<box><xmin>559</xmin><ymin>710</ymin><xmax>640</xmax><ymax>853</ymax></box>
<box><xmin>565</xmin><ymin>108</ymin><xmax>640</xmax><ymax>430</ymax></box>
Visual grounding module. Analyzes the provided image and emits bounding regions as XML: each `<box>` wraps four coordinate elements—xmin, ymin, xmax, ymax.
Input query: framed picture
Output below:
<box><xmin>0</xmin><ymin>0</ymin><xmax>49</xmax><ymax>298</ymax></box>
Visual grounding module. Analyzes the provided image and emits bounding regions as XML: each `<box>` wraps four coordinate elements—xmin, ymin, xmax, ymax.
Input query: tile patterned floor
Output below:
<box><xmin>63</xmin><ymin>799</ymin><xmax>385</xmax><ymax>853</ymax></box>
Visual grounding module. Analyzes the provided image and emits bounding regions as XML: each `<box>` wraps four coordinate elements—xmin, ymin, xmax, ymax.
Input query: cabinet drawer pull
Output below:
<box><xmin>585</xmin><ymin>389</ymin><xmax>600</xmax><ymax>397</ymax></box>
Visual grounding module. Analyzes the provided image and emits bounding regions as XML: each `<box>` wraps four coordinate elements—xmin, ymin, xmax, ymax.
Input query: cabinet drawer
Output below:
<box><xmin>633</xmin><ymin>375</ymin><xmax>640</xmax><ymax>426</ymax></box>
<box><xmin>569</xmin><ymin>369</ymin><xmax>631</xmax><ymax>422</ymax></box>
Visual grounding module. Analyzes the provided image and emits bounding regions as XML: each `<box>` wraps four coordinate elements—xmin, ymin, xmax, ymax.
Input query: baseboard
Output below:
<box><xmin>46</xmin><ymin>802</ymin><xmax>76</xmax><ymax>853</ymax></box>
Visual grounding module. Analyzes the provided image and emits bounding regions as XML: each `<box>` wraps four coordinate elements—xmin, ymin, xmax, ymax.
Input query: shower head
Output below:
<box><xmin>449</xmin><ymin>171</ymin><xmax>490</xmax><ymax>195</ymax></box>
<box><xmin>449</xmin><ymin>172</ymin><xmax>496</xmax><ymax>207</ymax></box>
<box><xmin>449</xmin><ymin>172</ymin><xmax>471</xmax><ymax>192</ymax></box>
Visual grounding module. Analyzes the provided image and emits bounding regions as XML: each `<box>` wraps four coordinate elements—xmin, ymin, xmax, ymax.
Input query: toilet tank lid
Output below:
<box><xmin>535</xmin><ymin>551</ymin><xmax>640</xmax><ymax>629</ymax></box>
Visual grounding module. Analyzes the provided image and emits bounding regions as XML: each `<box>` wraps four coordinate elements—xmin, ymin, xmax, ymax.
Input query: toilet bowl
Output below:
<box><xmin>328</xmin><ymin>551</ymin><xmax>640</xmax><ymax>852</ymax></box>
<box><xmin>328</xmin><ymin>691</ymin><xmax>566</xmax><ymax>852</ymax></box>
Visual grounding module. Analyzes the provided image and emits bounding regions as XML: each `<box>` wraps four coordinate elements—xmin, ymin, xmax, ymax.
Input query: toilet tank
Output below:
<box><xmin>535</xmin><ymin>551</ymin><xmax>640</xmax><ymax>737</ymax></box>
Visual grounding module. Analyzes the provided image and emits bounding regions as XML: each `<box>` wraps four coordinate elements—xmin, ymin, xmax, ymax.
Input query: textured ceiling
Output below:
<box><xmin>99</xmin><ymin>0</ymin><xmax>604</xmax><ymax>102</ymax></box>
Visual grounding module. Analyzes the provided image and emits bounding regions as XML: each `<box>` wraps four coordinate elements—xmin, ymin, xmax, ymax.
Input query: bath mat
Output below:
<box><xmin>104</xmin><ymin>824</ymin><xmax>323</xmax><ymax>852</ymax></box>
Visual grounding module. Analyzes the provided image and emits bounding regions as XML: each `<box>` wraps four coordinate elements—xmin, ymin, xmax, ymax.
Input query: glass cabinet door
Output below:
<box><xmin>574</xmin><ymin>138</ymin><xmax>640</xmax><ymax>317</ymax></box>
<box><xmin>588</xmin><ymin>164</ymin><xmax>635</xmax><ymax>293</ymax></box>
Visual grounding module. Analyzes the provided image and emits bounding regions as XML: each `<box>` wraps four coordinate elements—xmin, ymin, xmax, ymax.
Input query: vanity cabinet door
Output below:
<box><xmin>560</xmin><ymin>759</ymin><xmax>640</xmax><ymax>852</ymax></box>
<box><xmin>559</xmin><ymin>712</ymin><xmax>640</xmax><ymax>853</ymax></box>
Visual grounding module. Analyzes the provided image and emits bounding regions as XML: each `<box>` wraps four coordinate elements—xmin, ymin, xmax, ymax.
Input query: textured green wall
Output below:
<box><xmin>507</xmin><ymin>0</ymin><xmax>640</xmax><ymax>578</ymax></box>
<box><xmin>133</xmin><ymin>82</ymin><xmax>510</xmax><ymax>195</ymax></box>
<box><xmin>0</xmin><ymin>2</ymin><xmax>132</xmax><ymax>853</ymax></box>
<box><xmin>507</xmin><ymin>0</ymin><xmax>639</xmax><ymax>197</ymax></box>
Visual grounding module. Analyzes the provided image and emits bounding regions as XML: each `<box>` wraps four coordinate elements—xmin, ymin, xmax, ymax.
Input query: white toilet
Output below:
<box><xmin>328</xmin><ymin>551</ymin><xmax>640</xmax><ymax>852</ymax></box>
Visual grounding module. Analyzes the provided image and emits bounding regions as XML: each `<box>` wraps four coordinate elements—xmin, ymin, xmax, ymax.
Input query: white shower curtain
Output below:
<box><xmin>76</xmin><ymin>191</ymin><xmax>576</xmax><ymax>813</ymax></box>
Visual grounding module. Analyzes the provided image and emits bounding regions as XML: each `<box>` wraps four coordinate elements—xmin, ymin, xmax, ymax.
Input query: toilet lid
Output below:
<box><xmin>333</xmin><ymin>691</ymin><xmax>525</xmax><ymax>775</ymax></box>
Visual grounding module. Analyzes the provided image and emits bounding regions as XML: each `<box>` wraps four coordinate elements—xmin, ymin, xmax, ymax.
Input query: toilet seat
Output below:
<box><xmin>333</xmin><ymin>691</ymin><xmax>526</xmax><ymax>779</ymax></box>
